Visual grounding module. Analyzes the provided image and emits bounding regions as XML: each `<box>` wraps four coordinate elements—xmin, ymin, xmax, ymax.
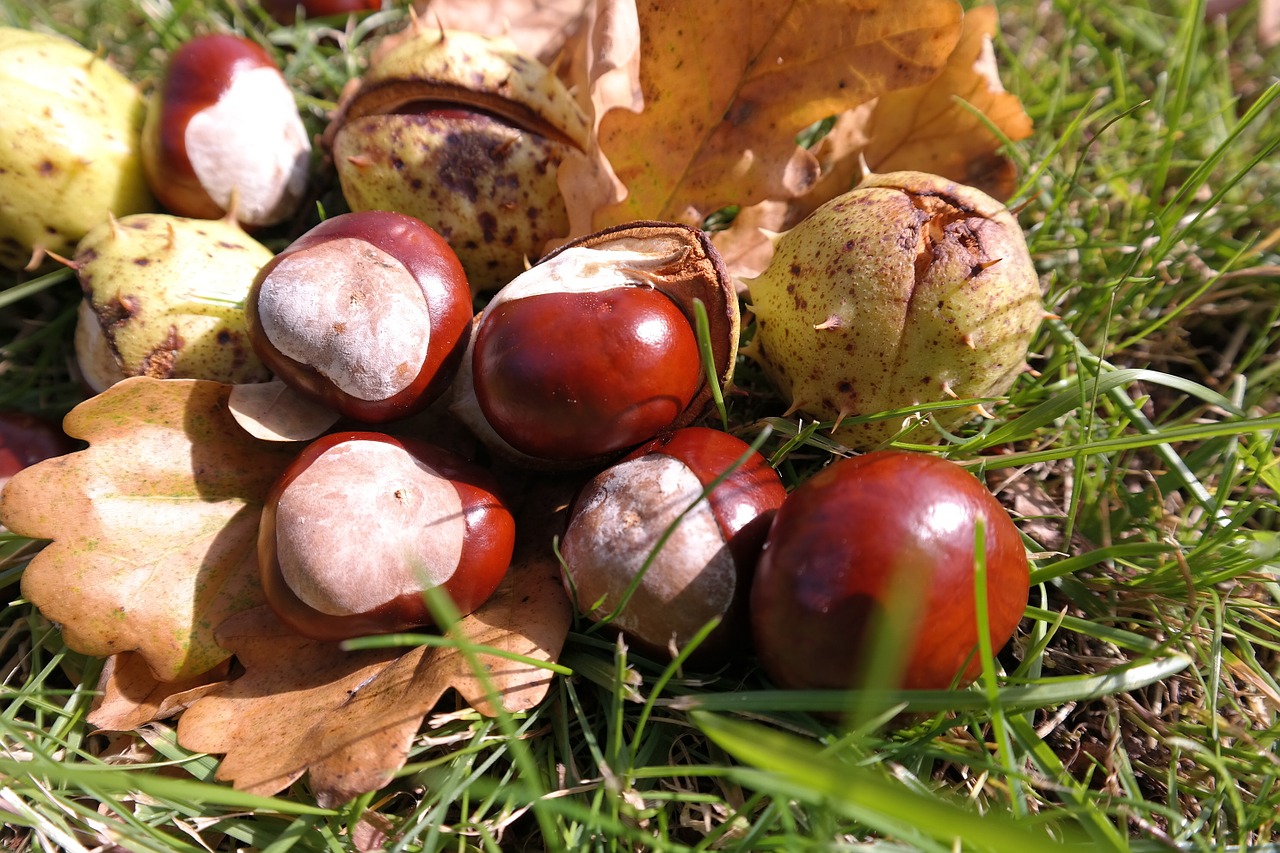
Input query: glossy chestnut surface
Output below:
<box><xmin>259</xmin><ymin>0</ymin><xmax>380</xmax><ymax>24</ymax></box>
<box><xmin>449</xmin><ymin>223</ymin><xmax>738</xmax><ymax>470</ymax></box>
<box><xmin>0</xmin><ymin>411</ymin><xmax>75</xmax><ymax>488</ymax></box>
<box><xmin>259</xmin><ymin>431</ymin><xmax>515</xmax><ymax>642</ymax></box>
<box><xmin>142</xmin><ymin>33</ymin><xmax>309</xmax><ymax>227</ymax></box>
<box><xmin>561</xmin><ymin>427</ymin><xmax>786</xmax><ymax>658</ymax></box>
<box><xmin>749</xmin><ymin>450</ymin><xmax>1029</xmax><ymax>691</ymax></box>
<box><xmin>246</xmin><ymin>210</ymin><xmax>473</xmax><ymax>424</ymax></box>
<box><xmin>473</xmin><ymin>285</ymin><xmax>702</xmax><ymax>460</ymax></box>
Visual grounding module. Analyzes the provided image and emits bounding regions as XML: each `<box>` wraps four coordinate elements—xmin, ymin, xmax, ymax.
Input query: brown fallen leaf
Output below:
<box><xmin>859</xmin><ymin>5</ymin><xmax>1032</xmax><ymax>197</ymax></box>
<box><xmin>548</xmin><ymin>0</ymin><xmax>643</xmax><ymax>248</ymax></box>
<box><xmin>227</xmin><ymin>380</ymin><xmax>341</xmax><ymax>443</ymax></box>
<box><xmin>413</xmin><ymin>0</ymin><xmax>591</xmax><ymax>62</ymax></box>
<box><xmin>711</xmin><ymin>107</ymin><xmax>873</xmax><ymax>280</ymax></box>
<box><xmin>568</xmin><ymin>0</ymin><xmax>964</xmax><ymax>232</ymax></box>
<box><xmin>713</xmin><ymin>5</ymin><xmax>1032</xmax><ymax>279</ymax></box>
<box><xmin>89</xmin><ymin>652</ymin><xmax>230</xmax><ymax>732</ymax></box>
<box><xmin>0</xmin><ymin>377</ymin><xmax>299</xmax><ymax>681</ymax></box>
<box><xmin>176</xmin><ymin>480</ymin><xmax>575</xmax><ymax>806</ymax></box>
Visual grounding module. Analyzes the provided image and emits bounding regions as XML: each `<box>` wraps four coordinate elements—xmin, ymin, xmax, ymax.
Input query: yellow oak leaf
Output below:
<box><xmin>585</xmin><ymin>0</ymin><xmax>964</xmax><ymax>229</ymax></box>
<box><xmin>860</xmin><ymin>5</ymin><xmax>1032</xmax><ymax>196</ymax></box>
<box><xmin>0</xmin><ymin>377</ymin><xmax>298</xmax><ymax>681</ymax></box>
<box><xmin>713</xmin><ymin>5</ymin><xmax>1032</xmax><ymax>279</ymax></box>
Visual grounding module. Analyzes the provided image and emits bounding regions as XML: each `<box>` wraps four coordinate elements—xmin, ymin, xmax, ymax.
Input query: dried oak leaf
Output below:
<box><xmin>176</xmin><ymin>535</ymin><xmax>573</xmax><ymax>806</ymax></box>
<box><xmin>858</xmin><ymin>5</ymin><xmax>1033</xmax><ymax>196</ymax></box>
<box><xmin>549</xmin><ymin>0</ymin><xmax>642</xmax><ymax>247</ymax></box>
<box><xmin>413</xmin><ymin>0</ymin><xmax>591</xmax><ymax>62</ymax></box>
<box><xmin>89</xmin><ymin>652</ymin><xmax>230</xmax><ymax>732</ymax></box>
<box><xmin>228</xmin><ymin>380</ymin><xmax>340</xmax><ymax>443</ymax></box>
<box><xmin>713</xmin><ymin>5</ymin><xmax>1032</xmax><ymax>279</ymax></box>
<box><xmin>0</xmin><ymin>377</ymin><xmax>298</xmax><ymax>681</ymax></box>
<box><xmin>566</xmin><ymin>0</ymin><xmax>964</xmax><ymax>232</ymax></box>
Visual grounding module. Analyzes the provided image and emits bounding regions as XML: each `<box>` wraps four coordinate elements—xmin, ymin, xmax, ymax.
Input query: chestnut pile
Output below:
<box><xmin>235</xmin><ymin>205</ymin><xmax>1030</xmax><ymax>693</ymax></box>
<box><xmin>1</xmin><ymin>15</ymin><xmax>1039</xmax><ymax>695</ymax></box>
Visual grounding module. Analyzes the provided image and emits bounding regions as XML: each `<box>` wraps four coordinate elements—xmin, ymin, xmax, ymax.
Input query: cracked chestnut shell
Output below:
<box><xmin>324</xmin><ymin>25</ymin><xmax>589</xmax><ymax>294</ymax></box>
<box><xmin>745</xmin><ymin>171</ymin><xmax>1043</xmax><ymax>448</ymax></box>
<box><xmin>246</xmin><ymin>210</ymin><xmax>473</xmax><ymax>424</ymax></box>
<box><xmin>450</xmin><ymin>222</ymin><xmax>740</xmax><ymax>469</ymax></box>
<box><xmin>259</xmin><ymin>431</ymin><xmax>515</xmax><ymax>642</ymax></box>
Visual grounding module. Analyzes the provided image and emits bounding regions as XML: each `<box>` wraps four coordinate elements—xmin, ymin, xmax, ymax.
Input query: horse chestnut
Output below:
<box><xmin>259</xmin><ymin>0</ymin><xmax>381</xmax><ymax>24</ymax></box>
<box><xmin>745</xmin><ymin>171</ymin><xmax>1043</xmax><ymax>448</ymax></box>
<box><xmin>0</xmin><ymin>411</ymin><xmax>75</xmax><ymax>490</ymax></box>
<box><xmin>451</xmin><ymin>222</ymin><xmax>739</xmax><ymax>469</ymax></box>
<box><xmin>142</xmin><ymin>34</ymin><xmax>310</xmax><ymax>228</ymax></box>
<box><xmin>473</xmin><ymin>265</ymin><xmax>701</xmax><ymax>460</ymax></box>
<box><xmin>258</xmin><ymin>431</ymin><xmax>515</xmax><ymax>642</ymax></box>
<box><xmin>750</xmin><ymin>450</ymin><xmax>1029</xmax><ymax>691</ymax></box>
<box><xmin>246</xmin><ymin>211</ymin><xmax>473</xmax><ymax>424</ymax></box>
<box><xmin>561</xmin><ymin>427</ymin><xmax>786</xmax><ymax>658</ymax></box>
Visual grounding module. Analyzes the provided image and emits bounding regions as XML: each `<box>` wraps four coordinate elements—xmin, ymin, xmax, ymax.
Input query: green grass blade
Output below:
<box><xmin>693</xmin><ymin>711</ymin><xmax>1088</xmax><ymax>850</ymax></box>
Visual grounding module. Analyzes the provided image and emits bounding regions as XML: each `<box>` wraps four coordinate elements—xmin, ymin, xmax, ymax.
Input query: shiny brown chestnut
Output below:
<box><xmin>142</xmin><ymin>33</ymin><xmax>310</xmax><ymax>228</ymax></box>
<box><xmin>0</xmin><ymin>411</ymin><xmax>76</xmax><ymax>490</ymax></box>
<box><xmin>259</xmin><ymin>431</ymin><xmax>515</xmax><ymax>642</ymax></box>
<box><xmin>259</xmin><ymin>0</ymin><xmax>381</xmax><ymax>25</ymax></box>
<box><xmin>246</xmin><ymin>210</ymin><xmax>473</xmax><ymax>424</ymax></box>
<box><xmin>750</xmin><ymin>450</ymin><xmax>1030</xmax><ymax>692</ymax></box>
<box><xmin>450</xmin><ymin>222</ymin><xmax>739</xmax><ymax>469</ymax></box>
<box><xmin>560</xmin><ymin>427</ymin><xmax>786</xmax><ymax>658</ymax></box>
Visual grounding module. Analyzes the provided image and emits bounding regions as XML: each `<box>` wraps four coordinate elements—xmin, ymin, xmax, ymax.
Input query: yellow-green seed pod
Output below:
<box><xmin>745</xmin><ymin>171</ymin><xmax>1044</xmax><ymax>449</ymax></box>
<box><xmin>0</xmin><ymin>27</ymin><xmax>154</xmax><ymax>270</ymax></box>
<box><xmin>326</xmin><ymin>26</ymin><xmax>589</xmax><ymax>295</ymax></box>
<box><xmin>73</xmin><ymin>213</ymin><xmax>274</xmax><ymax>392</ymax></box>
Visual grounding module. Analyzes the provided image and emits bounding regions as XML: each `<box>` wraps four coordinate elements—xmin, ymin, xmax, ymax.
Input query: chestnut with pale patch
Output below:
<box><xmin>255</xmin><ymin>239</ymin><xmax>432</xmax><ymax>401</ymax></box>
<box><xmin>560</xmin><ymin>426</ymin><xmax>787</xmax><ymax>659</ymax></box>
<box><xmin>274</xmin><ymin>439</ymin><xmax>465</xmax><ymax>616</ymax></box>
<box><xmin>563</xmin><ymin>453</ymin><xmax>735</xmax><ymax>648</ymax></box>
<box><xmin>142</xmin><ymin>33</ymin><xmax>310</xmax><ymax>228</ymax></box>
<box><xmin>246</xmin><ymin>211</ymin><xmax>474</xmax><ymax>424</ymax></box>
<box><xmin>182</xmin><ymin>65</ymin><xmax>310</xmax><ymax>226</ymax></box>
<box><xmin>259</xmin><ymin>432</ymin><xmax>516</xmax><ymax>642</ymax></box>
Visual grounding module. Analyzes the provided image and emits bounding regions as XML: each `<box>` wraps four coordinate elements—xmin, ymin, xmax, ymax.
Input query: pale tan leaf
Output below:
<box><xmin>0</xmin><ymin>378</ymin><xmax>299</xmax><ymax>681</ymax></box>
<box><xmin>413</xmin><ymin>0</ymin><xmax>591</xmax><ymax>61</ymax></box>
<box><xmin>553</xmin><ymin>0</ymin><xmax>642</xmax><ymax>249</ymax></box>
<box><xmin>228</xmin><ymin>380</ymin><xmax>341</xmax><ymax>443</ymax></box>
